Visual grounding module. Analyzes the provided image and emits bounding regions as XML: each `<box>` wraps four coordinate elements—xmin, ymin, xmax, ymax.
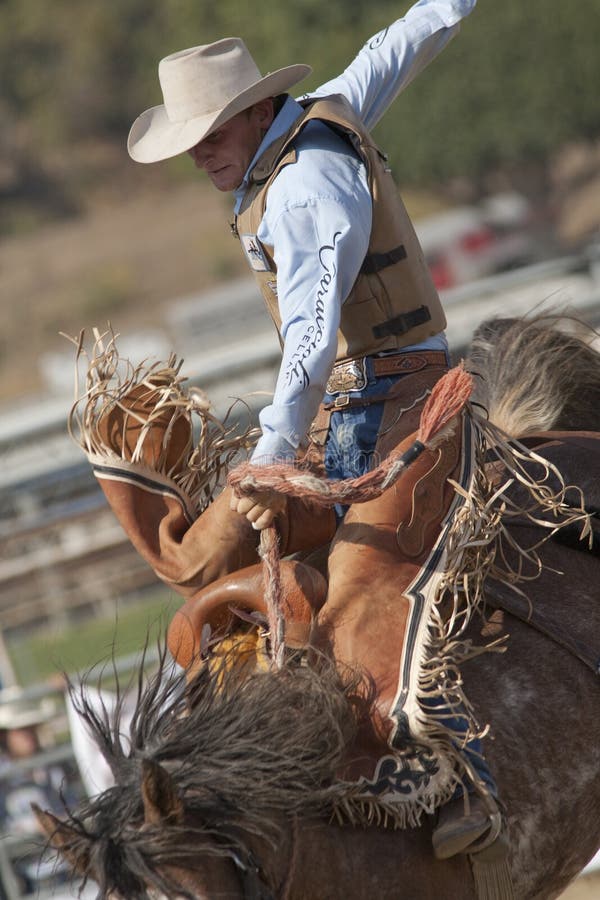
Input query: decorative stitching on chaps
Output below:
<box><xmin>374</xmin><ymin>366</ymin><xmax>448</xmax><ymax>461</ymax></box>
<box><xmin>395</xmin><ymin>432</ymin><xmax>462</xmax><ymax>559</ymax></box>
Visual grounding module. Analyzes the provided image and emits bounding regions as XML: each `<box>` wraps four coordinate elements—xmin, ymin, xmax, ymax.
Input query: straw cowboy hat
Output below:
<box><xmin>128</xmin><ymin>38</ymin><xmax>312</xmax><ymax>164</ymax></box>
<box><xmin>0</xmin><ymin>697</ymin><xmax>56</xmax><ymax>731</ymax></box>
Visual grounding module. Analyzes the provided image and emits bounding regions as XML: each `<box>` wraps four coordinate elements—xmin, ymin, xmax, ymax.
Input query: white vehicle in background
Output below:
<box><xmin>416</xmin><ymin>192</ymin><xmax>542</xmax><ymax>289</ymax></box>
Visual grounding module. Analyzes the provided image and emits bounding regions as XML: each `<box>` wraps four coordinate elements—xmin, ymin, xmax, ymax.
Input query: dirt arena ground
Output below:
<box><xmin>560</xmin><ymin>870</ymin><xmax>600</xmax><ymax>898</ymax></box>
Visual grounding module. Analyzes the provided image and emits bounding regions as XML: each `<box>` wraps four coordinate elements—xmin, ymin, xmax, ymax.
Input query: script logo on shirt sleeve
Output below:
<box><xmin>367</xmin><ymin>28</ymin><xmax>389</xmax><ymax>50</ymax></box>
<box><xmin>240</xmin><ymin>234</ymin><xmax>271</xmax><ymax>272</ymax></box>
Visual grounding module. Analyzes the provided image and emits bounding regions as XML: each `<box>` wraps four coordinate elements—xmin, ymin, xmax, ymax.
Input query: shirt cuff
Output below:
<box><xmin>251</xmin><ymin>432</ymin><xmax>298</xmax><ymax>465</ymax></box>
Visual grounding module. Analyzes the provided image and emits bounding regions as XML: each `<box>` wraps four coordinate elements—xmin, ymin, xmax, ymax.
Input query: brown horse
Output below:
<box><xmin>37</xmin><ymin>316</ymin><xmax>600</xmax><ymax>899</ymax></box>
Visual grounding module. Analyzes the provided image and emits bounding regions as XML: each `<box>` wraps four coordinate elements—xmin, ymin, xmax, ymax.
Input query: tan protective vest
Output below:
<box><xmin>234</xmin><ymin>94</ymin><xmax>445</xmax><ymax>362</ymax></box>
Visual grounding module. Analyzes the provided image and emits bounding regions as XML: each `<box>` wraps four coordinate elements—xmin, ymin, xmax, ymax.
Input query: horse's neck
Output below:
<box><xmin>285</xmin><ymin>821</ymin><xmax>475</xmax><ymax>900</ymax></box>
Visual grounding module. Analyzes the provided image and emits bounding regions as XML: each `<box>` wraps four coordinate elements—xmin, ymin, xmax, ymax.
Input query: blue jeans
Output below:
<box><xmin>421</xmin><ymin>697</ymin><xmax>498</xmax><ymax>799</ymax></box>
<box><xmin>323</xmin><ymin>365</ymin><xmax>406</xmax><ymax>519</ymax></box>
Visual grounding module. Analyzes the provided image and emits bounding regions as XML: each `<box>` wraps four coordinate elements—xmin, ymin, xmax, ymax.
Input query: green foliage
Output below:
<box><xmin>7</xmin><ymin>590</ymin><xmax>177</xmax><ymax>685</ymax></box>
<box><xmin>1</xmin><ymin>0</ymin><xmax>599</xmax><ymax>191</ymax></box>
<box><xmin>380</xmin><ymin>0</ymin><xmax>600</xmax><ymax>183</ymax></box>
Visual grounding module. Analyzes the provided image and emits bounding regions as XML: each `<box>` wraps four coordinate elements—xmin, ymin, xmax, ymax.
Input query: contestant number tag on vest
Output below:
<box><xmin>240</xmin><ymin>234</ymin><xmax>271</xmax><ymax>272</ymax></box>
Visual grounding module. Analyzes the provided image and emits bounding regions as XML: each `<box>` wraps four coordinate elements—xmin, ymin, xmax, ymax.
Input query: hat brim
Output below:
<box><xmin>0</xmin><ymin>699</ymin><xmax>57</xmax><ymax>730</ymax></box>
<box><xmin>128</xmin><ymin>63</ymin><xmax>312</xmax><ymax>164</ymax></box>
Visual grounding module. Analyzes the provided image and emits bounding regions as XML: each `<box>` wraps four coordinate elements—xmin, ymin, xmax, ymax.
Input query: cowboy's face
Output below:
<box><xmin>187</xmin><ymin>100</ymin><xmax>274</xmax><ymax>192</ymax></box>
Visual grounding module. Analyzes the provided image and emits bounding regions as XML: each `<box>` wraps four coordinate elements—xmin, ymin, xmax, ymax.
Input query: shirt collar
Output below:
<box><xmin>233</xmin><ymin>95</ymin><xmax>304</xmax><ymax>213</ymax></box>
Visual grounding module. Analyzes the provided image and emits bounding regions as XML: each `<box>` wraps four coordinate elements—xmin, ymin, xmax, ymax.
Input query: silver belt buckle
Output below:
<box><xmin>326</xmin><ymin>357</ymin><xmax>368</xmax><ymax>394</ymax></box>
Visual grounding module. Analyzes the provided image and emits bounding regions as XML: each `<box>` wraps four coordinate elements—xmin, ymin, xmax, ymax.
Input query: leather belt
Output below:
<box><xmin>325</xmin><ymin>350</ymin><xmax>447</xmax><ymax>394</ymax></box>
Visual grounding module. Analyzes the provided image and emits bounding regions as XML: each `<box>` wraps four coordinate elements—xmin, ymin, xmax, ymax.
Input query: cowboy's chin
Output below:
<box><xmin>206</xmin><ymin>166</ymin><xmax>242</xmax><ymax>192</ymax></box>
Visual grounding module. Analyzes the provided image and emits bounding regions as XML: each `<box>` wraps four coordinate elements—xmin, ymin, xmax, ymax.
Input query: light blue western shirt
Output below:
<box><xmin>231</xmin><ymin>0</ymin><xmax>477</xmax><ymax>462</ymax></box>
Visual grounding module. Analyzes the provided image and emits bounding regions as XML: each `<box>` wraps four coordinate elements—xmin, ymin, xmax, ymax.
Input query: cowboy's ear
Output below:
<box><xmin>252</xmin><ymin>98</ymin><xmax>275</xmax><ymax>130</ymax></box>
<box><xmin>140</xmin><ymin>758</ymin><xmax>184</xmax><ymax>826</ymax></box>
<box><xmin>32</xmin><ymin>804</ymin><xmax>93</xmax><ymax>879</ymax></box>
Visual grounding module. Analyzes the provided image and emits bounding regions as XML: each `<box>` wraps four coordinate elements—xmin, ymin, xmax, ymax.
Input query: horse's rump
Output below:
<box><xmin>480</xmin><ymin>430</ymin><xmax>600</xmax><ymax>673</ymax></box>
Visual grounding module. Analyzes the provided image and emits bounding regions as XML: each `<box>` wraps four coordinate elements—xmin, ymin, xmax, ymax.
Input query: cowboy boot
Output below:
<box><xmin>432</xmin><ymin>793</ymin><xmax>508</xmax><ymax>860</ymax></box>
<box><xmin>75</xmin><ymin>351</ymin><xmax>336</xmax><ymax>600</ymax></box>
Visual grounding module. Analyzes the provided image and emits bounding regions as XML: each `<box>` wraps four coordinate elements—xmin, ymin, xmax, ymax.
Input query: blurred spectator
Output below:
<box><xmin>0</xmin><ymin>699</ymin><xmax>81</xmax><ymax>896</ymax></box>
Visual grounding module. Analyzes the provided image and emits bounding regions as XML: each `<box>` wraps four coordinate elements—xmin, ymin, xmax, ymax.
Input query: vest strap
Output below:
<box><xmin>372</xmin><ymin>305</ymin><xmax>432</xmax><ymax>340</ymax></box>
<box><xmin>360</xmin><ymin>244</ymin><xmax>407</xmax><ymax>275</ymax></box>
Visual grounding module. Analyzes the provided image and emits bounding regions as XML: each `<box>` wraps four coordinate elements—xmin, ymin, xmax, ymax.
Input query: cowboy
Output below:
<box><xmin>126</xmin><ymin>0</ymin><xmax>507</xmax><ymax>860</ymax></box>
<box><xmin>128</xmin><ymin>2</ymin><xmax>477</xmax><ymax>529</ymax></box>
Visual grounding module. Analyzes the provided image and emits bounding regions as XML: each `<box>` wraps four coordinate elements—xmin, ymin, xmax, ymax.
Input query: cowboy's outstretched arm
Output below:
<box><xmin>310</xmin><ymin>0</ymin><xmax>476</xmax><ymax>129</ymax></box>
<box><xmin>232</xmin><ymin>170</ymin><xmax>372</xmax><ymax>529</ymax></box>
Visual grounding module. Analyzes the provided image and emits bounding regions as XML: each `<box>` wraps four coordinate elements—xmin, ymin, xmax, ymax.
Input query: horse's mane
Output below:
<box><xmin>60</xmin><ymin>647</ymin><xmax>368</xmax><ymax>898</ymax></box>
<box><xmin>467</xmin><ymin>314</ymin><xmax>600</xmax><ymax>436</ymax></box>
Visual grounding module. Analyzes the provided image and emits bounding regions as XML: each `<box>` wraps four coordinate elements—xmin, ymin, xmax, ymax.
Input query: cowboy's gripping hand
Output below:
<box><xmin>230</xmin><ymin>489</ymin><xmax>288</xmax><ymax>530</ymax></box>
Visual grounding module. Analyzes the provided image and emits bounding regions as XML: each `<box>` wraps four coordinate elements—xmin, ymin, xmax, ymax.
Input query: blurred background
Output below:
<box><xmin>1</xmin><ymin>1</ymin><xmax>600</xmax><ymax>895</ymax></box>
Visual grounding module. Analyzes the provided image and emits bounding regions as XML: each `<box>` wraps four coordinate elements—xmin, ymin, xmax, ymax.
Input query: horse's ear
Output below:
<box><xmin>32</xmin><ymin>804</ymin><xmax>93</xmax><ymax>878</ymax></box>
<box><xmin>141</xmin><ymin>758</ymin><xmax>184</xmax><ymax>826</ymax></box>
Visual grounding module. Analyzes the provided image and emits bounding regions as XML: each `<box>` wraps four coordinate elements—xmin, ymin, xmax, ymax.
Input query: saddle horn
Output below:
<box><xmin>167</xmin><ymin>560</ymin><xmax>327</xmax><ymax>668</ymax></box>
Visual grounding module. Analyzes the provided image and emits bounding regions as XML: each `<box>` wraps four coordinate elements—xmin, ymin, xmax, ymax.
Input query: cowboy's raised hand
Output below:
<box><xmin>230</xmin><ymin>489</ymin><xmax>287</xmax><ymax>530</ymax></box>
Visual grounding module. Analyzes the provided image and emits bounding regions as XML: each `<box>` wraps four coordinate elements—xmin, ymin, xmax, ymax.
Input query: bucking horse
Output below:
<box><xmin>35</xmin><ymin>315</ymin><xmax>600</xmax><ymax>899</ymax></box>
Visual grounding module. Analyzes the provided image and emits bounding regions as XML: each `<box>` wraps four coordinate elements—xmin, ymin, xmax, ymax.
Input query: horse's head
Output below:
<box><xmin>33</xmin><ymin>649</ymin><xmax>365</xmax><ymax>899</ymax></box>
<box><xmin>33</xmin><ymin>758</ymin><xmax>249</xmax><ymax>899</ymax></box>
